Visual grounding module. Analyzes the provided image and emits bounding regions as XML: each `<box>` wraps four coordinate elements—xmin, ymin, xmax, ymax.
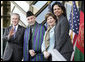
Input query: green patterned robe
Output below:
<box><xmin>23</xmin><ymin>22</ymin><xmax>46</xmax><ymax>61</ymax></box>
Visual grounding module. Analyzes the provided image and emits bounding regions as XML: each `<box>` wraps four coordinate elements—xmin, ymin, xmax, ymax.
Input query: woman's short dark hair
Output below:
<box><xmin>52</xmin><ymin>2</ymin><xmax>67</xmax><ymax>17</ymax></box>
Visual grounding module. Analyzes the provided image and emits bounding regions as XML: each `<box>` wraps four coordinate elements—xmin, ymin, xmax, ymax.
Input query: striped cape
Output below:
<box><xmin>23</xmin><ymin>22</ymin><xmax>45</xmax><ymax>61</ymax></box>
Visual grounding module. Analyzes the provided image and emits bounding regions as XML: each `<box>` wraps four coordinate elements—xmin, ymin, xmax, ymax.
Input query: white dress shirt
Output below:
<box><xmin>13</xmin><ymin>24</ymin><xmax>18</xmax><ymax>32</ymax></box>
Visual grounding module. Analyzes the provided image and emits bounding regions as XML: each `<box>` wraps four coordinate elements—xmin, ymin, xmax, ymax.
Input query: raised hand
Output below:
<box><xmin>8</xmin><ymin>27</ymin><xmax>15</xmax><ymax>38</ymax></box>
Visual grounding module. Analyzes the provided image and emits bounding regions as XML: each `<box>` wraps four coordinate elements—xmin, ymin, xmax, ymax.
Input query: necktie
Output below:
<box><xmin>13</xmin><ymin>26</ymin><xmax>16</xmax><ymax>38</ymax></box>
<box><xmin>45</xmin><ymin>26</ymin><xmax>52</xmax><ymax>50</ymax></box>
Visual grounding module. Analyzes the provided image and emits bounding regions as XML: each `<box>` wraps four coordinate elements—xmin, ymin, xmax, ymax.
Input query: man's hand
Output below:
<box><xmin>43</xmin><ymin>51</ymin><xmax>50</xmax><ymax>59</ymax></box>
<box><xmin>8</xmin><ymin>27</ymin><xmax>15</xmax><ymax>38</ymax></box>
<box><xmin>1</xmin><ymin>58</ymin><xmax>3</xmax><ymax>61</ymax></box>
<box><xmin>29</xmin><ymin>50</ymin><xmax>36</xmax><ymax>57</ymax></box>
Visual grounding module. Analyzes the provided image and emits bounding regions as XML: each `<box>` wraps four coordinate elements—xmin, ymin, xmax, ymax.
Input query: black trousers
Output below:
<box><xmin>44</xmin><ymin>54</ymin><xmax>52</xmax><ymax>61</ymax></box>
<box><xmin>2</xmin><ymin>53</ymin><xmax>22</xmax><ymax>61</ymax></box>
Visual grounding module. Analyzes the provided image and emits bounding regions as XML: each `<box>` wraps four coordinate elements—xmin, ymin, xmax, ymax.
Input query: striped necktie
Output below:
<box><xmin>13</xmin><ymin>26</ymin><xmax>16</xmax><ymax>38</ymax></box>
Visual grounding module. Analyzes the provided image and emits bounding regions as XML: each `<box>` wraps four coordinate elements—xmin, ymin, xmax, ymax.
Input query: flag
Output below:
<box><xmin>74</xmin><ymin>1</ymin><xmax>84</xmax><ymax>61</ymax></box>
<box><xmin>69</xmin><ymin>1</ymin><xmax>80</xmax><ymax>61</ymax></box>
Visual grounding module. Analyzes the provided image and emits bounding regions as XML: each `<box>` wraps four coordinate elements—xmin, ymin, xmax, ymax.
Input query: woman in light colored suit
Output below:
<box><xmin>41</xmin><ymin>12</ymin><xmax>57</xmax><ymax>61</ymax></box>
<box><xmin>52</xmin><ymin>2</ymin><xmax>73</xmax><ymax>61</ymax></box>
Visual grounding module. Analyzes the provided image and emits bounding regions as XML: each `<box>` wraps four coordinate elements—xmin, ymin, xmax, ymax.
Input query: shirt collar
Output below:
<box><xmin>50</xmin><ymin>26</ymin><xmax>55</xmax><ymax>32</ymax></box>
<box><xmin>13</xmin><ymin>24</ymin><xmax>18</xmax><ymax>31</ymax></box>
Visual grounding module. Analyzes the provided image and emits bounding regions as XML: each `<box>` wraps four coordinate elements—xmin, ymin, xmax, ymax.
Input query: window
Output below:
<box><xmin>14</xmin><ymin>1</ymin><xmax>29</xmax><ymax>12</ymax></box>
<box><xmin>34</xmin><ymin>1</ymin><xmax>47</xmax><ymax>10</ymax></box>
<box><xmin>32</xmin><ymin>1</ymin><xmax>47</xmax><ymax>14</ymax></box>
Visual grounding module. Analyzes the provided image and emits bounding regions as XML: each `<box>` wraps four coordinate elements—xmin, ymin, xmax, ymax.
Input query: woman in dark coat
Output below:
<box><xmin>52</xmin><ymin>2</ymin><xmax>73</xmax><ymax>61</ymax></box>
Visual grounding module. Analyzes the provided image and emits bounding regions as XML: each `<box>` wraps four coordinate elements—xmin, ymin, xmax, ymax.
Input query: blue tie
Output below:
<box><xmin>13</xmin><ymin>26</ymin><xmax>16</xmax><ymax>38</ymax></box>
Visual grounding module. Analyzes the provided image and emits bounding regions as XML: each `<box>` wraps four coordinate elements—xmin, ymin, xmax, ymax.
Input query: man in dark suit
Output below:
<box><xmin>2</xmin><ymin>13</ymin><xmax>25</xmax><ymax>61</ymax></box>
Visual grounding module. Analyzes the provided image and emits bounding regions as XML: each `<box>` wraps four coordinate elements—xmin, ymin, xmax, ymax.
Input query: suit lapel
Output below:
<box><xmin>54</xmin><ymin>24</ymin><xmax>57</xmax><ymax>48</ymax></box>
<box><xmin>8</xmin><ymin>26</ymin><xmax>12</xmax><ymax>32</ymax></box>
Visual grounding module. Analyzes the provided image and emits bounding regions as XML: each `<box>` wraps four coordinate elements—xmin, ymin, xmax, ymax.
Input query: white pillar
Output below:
<box><xmin>1</xmin><ymin>18</ymin><xmax>3</xmax><ymax>58</ymax></box>
<box><xmin>1</xmin><ymin>2</ymin><xmax>3</xmax><ymax>57</ymax></box>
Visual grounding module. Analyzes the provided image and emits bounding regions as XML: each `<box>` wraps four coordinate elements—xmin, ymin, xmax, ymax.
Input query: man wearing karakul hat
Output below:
<box><xmin>23</xmin><ymin>11</ymin><xmax>46</xmax><ymax>61</ymax></box>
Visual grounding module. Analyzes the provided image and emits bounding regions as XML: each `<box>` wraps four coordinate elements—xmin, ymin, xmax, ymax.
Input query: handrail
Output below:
<box><xmin>11</xmin><ymin>1</ymin><xmax>26</xmax><ymax>15</ymax></box>
<box><xmin>35</xmin><ymin>1</ymin><xmax>52</xmax><ymax>17</ymax></box>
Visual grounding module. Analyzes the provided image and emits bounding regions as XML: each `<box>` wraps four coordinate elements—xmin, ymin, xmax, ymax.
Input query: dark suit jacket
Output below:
<box><xmin>54</xmin><ymin>15</ymin><xmax>73</xmax><ymax>61</ymax></box>
<box><xmin>2</xmin><ymin>25</ymin><xmax>25</xmax><ymax>61</ymax></box>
